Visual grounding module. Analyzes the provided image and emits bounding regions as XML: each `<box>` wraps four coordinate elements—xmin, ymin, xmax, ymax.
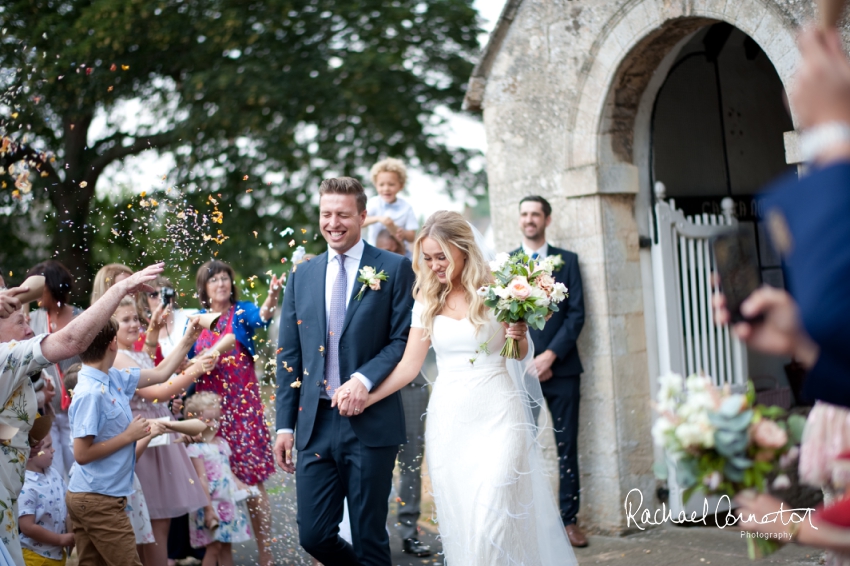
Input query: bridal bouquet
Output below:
<box><xmin>477</xmin><ymin>252</ymin><xmax>568</xmax><ymax>359</ymax></box>
<box><xmin>652</xmin><ymin>373</ymin><xmax>806</xmax><ymax>559</ymax></box>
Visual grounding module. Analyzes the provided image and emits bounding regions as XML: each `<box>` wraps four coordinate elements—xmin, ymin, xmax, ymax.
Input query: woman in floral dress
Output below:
<box><xmin>193</xmin><ymin>260</ymin><xmax>281</xmax><ymax>566</ymax></box>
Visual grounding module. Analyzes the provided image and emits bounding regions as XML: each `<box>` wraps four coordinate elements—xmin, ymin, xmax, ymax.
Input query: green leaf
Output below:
<box><xmin>787</xmin><ymin>414</ymin><xmax>807</xmax><ymax>444</ymax></box>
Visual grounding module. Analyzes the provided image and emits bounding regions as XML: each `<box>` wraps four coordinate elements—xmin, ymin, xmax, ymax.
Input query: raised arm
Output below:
<box><xmin>136</xmin><ymin>317</ymin><xmax>203</xmax><ymax>387</ymax></box>
<box><xmin>41</xmin><ymin>263</ymin><xmax>164</xmax><ymax>363</ymax></box>
<box><xmin>125</xmin><ymin>350</ymin><xmax>217</xmax><ymax>401</ymax></box>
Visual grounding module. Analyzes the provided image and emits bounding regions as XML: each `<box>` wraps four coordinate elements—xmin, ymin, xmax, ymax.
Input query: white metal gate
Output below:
<box><xmin>650</xmin><ymin>181</ymin><xmax>747</xmax><ymax>387</ymax></box>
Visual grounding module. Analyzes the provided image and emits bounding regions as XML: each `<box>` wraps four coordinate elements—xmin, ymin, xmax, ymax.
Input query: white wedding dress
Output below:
<box><xmin>413</xmin><ymin>301</ymin><xmax>577</xmax><ymax>566</ymax></box>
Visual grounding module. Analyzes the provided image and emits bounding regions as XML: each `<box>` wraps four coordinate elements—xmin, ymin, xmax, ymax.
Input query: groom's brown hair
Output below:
<box><xmin>319</xmin><ymin>177</ymin><xmax>367</xmax><ymax>212</ymax></box>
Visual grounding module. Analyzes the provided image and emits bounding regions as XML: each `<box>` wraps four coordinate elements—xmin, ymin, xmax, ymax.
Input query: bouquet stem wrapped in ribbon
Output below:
<box><xmin>477</xmin><ymin>252</ymin><xmax>569</xmax><ymax>359</ymax></box>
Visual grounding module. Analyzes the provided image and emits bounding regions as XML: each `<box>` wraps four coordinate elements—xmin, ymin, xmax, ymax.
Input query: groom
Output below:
<box><xmin>274</xmin><ymin>177</ymin><xmax>415</xmax><ymax>566</ymax></box>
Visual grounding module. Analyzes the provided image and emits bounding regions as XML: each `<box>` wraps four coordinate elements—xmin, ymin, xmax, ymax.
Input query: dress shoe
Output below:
<box><xmin>565</xmin><ymin>524</ymin><xmax>588</xmax><ymax>547</ymax></box>
<box><xmin>402</xmin><ymin>538</ymin><xmax>432</xmax><ymax>557</ymax></box>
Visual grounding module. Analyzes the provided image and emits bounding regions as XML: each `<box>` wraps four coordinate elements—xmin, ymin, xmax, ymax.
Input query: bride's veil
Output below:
<box><xmin>467</xmin><ymin>222</ymin><xmax>577</xmax><ymax>564</ymax></box>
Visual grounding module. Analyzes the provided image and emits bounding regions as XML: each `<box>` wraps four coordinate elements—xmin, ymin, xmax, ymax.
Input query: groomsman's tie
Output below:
<box><xmin>531</xmin><ymin>252</ymin><xmax>540</xmax><ymax>260</ymax></box>
<box><xmin>325</xmin><ymin>254</ymin><xmax>347</xmax><ymax>397</ymax></box>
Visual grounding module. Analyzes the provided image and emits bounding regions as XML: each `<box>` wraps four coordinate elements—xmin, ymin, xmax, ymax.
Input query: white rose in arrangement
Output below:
<box><xmin>674</xmin><ymin>415</ymin><xmax>715</xmax><ymax>450</ymax></box>
<box><xmin>494</xmin><ymin>286</ymin><xmax>511</xmax><ymax>300</ymax></box>
<box><xmin>489</xmin><ymin>252</ymin><xmax>511</xmax><ymax>272</ymax></box>
<box><xmin>657</xmin><ymin>372</ymin><xmax>684</xmax><ymax>399</ymax></box>
<box><xmin>651</xmin><ymin>416</ymin><xmax>675</xmax><ymax>447</ymax></box>
<box><xmin>360</xmin><ymin>265</ymin><xmax>376</xmax><ymax>278</ymax></box>
<box><xmin>550</xmin><ymin>282</ymin><xmax>568</xmax><ymax>302</ymax></box>
<box><xmin>530</xmin><ymin>287</ymin><xmax>550</xmax><ymax>307</ymax></box>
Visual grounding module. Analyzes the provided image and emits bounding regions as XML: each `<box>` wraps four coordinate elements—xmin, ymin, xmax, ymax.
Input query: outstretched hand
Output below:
<box><xmin>119</xmin><ymin>263</ymin><xmax>165</xmax><ymax>296</ymax></box>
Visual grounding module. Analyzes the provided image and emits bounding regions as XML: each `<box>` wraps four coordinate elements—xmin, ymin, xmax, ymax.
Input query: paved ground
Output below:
<box><xmin>232</xmin><ymin>465</ymin><xmax>822</xmax><ymax>566</ymax></box>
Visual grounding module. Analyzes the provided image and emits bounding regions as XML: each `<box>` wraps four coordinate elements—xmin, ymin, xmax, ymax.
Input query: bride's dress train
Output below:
<box><xmin>414</xmin><ymin>302</ymin><xmax>576</xmax><ymax>566</ymax></box>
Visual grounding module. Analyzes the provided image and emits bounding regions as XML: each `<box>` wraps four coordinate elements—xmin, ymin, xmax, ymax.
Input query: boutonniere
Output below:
<box><xmin>542</xmin><ymin>254</ymin><xmax>564</xmax><ymax>271</ymax></box>
<box><xmin>355</xmin><ymin>266</ymin><xmax>388</xmax><ymax>300</ymax></box>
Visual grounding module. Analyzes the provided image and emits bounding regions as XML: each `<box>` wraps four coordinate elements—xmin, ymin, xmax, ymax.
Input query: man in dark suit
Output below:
<box><xmin>514</xmin><ymin>195</ymin><xmax>587</xmax><ymax>547</ymax></box>
<box><xmin>274</xmin><ymin>177</ymin><xmax>415</xmax><ymax>566</ymax></box>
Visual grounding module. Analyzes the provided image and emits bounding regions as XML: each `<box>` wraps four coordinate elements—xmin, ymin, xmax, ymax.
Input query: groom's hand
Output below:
<box><xmin>336</xmin><ymin>380</ymin><xmax>368</xmax><ymax>417</ymax></box>
<box><xmin>274</xmin><ymin>433</ymin><xmax>295</xmax><ymax>474</ymax></box>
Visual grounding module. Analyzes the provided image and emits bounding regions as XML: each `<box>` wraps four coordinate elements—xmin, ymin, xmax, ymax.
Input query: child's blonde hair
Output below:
<box><xmin>185</xmin><ymin>391</ymin><xmax>222</xmax><ymax>418</ymax></box>
<box><xmin>369</xmin><ymin>158</ymin><xmax>407</xmax><ymax>188</ymax></box>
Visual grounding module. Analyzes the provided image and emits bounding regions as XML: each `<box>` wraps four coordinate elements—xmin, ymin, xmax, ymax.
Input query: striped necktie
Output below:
<box><xmin>324</xmin><ymin>254</ymin><xmax>347</xmax><ymax>398</ymax></box>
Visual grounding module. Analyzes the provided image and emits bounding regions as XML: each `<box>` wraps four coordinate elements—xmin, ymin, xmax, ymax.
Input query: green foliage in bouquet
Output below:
<box><xmin>477</xmin><ymin>252</ymin><xmax>568</xmax><ymax>358</ymax></box>
<box><xmin>652</xmin><ymin>373</ymin><xmax>806</xmax><ymax>559</ymax></box>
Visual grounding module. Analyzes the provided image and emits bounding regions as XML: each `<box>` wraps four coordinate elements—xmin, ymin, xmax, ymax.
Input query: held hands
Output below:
<box><xmin>331</xmin><ymin>379</ymin><xmax>368</xmax><ymax>417</ymax></box>
<box><xmin>125</xmin><ymin>416</ymin><xmax>152</xmax><ymax>442</ymax></box>
<box><xmin>274</xmin><ymin>433</ymin><xmax>295</xmax><ymax>474</ymax></box>
<box><xmin>204</xmin><ymin>505</ymin><xmax>220</xmax><ymax>530</ymax></box>
<box><xmin>149</xmin><ymin>420</ymin><xmax>168</xmax><ymax>438</ymax></box>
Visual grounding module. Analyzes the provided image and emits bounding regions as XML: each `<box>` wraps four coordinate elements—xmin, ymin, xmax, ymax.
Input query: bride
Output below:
<box><xmin>333</xmin><ymin>211</ymin><xmax>576</xmax><ymax>565</ymax></box>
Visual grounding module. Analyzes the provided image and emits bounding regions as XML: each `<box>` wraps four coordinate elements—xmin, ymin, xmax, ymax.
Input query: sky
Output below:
<box><xmin>98</xmin><ymin>0</ymin><xmax>508</xmax><ymax>221</ymax></box>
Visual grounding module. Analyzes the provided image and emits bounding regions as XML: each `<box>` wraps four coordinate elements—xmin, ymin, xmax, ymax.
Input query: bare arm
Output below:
<box><xmin>127</xmin><ymin>351</ymin><xmax>216</xmax><ymax>402</ymax></box>
<box><xmin>136</xmin><ymin>318</ymin><xmax>203</xmax><ymax>387</ymax></box>
<box><xmin>134</xmin><ymin>420</ymin><xmax>168</xmax><ymax>459</ymax></box>
<box><xmin>190</xmin><ymin>455</ymin><xmax>218</xmax><ymax>527</ymax></box>
<box><xmin>73</xmin><ymin>416</ymin><xmax>149</xmax><ymax>465</ymax></box>
<box><xmin>41</xmin><ymin>264</ymin><xmax>164</xmax><ymax>363</ymax></box>
<box><xmin>363</xmin><ymin>215</ymin><xmax>382</xmax><ymax>227</ymax></box>
<box><xmin>19</xmin><ymin>515</ymin><xmax>74</xmax><ymax>547</ymax></box>
<box><xmin>398</xmin><ymin>228</ymin><xmax>416</xmax><ymax>243</ymax></box>
<box><xmin>334</xmin><ymin>328</ymin><xmax>431</xmax><ymax>409</ymax></box>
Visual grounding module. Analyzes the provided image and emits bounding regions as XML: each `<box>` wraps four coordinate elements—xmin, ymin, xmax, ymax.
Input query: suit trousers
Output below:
<box><xmin>541</xmin><ymin>375</ymin><xmax>581</xmax><ymax>525</ymax></box>
<box><xmin>396</xmin><ymin>382</ymin><xmax>429</xmax><ymax>540</ymax></box>
<box><xmin>296</xmin><ymin>402</ymin><xmax>398</xmax><ymax>566</ymax></box>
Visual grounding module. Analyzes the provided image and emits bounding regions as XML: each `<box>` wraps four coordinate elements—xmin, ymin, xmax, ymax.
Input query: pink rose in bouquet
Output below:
<box><xmin>508</xmin><ymin>276</ymin><xmax>532</xmax><ymax>299</ymax></box>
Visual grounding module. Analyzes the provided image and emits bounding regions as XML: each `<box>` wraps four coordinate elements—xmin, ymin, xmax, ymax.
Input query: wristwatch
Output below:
<box><xmin>800</xmin><ymin>121</ymin><xmax>850</xmax><ymax>163</ymax></box>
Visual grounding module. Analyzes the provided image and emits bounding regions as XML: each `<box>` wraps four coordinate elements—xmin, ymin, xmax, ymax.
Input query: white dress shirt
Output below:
<box><xmin>522</xmin><ymin>242</ymin><xmax>549</xmax><ymax>259</ymax></box>
<box><xmin>277</xmin><ymin>240</ymin><xmax>372</xmax><ymax>435</ymax></box>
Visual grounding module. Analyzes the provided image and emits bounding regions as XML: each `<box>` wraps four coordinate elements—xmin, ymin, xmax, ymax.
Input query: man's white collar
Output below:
<box><xmin>328</xmin><ymin>238</ymin><xmax>365</xmax><ymax>262</ymax></box>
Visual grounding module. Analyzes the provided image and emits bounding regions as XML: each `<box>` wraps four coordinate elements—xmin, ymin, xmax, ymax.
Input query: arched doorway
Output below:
<box><xmin>651</xmin><ymin>22</ymin><xmax>793</xmax><ymax>289</ymax></box>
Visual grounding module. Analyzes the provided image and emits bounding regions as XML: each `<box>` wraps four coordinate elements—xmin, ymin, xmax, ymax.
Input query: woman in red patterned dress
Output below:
<box><xmin>193</xmin><ymin>260</ymin><xmax>282</xmax><ymax>566</ymax></box>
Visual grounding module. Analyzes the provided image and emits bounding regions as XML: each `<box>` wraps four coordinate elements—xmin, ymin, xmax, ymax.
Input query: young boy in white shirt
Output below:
<box><xmin>363</xmin><ymin>158</ymin><xmax>419</xmax><ymax>256</ymax></box>
<box><xmin>18</xmin><ymin>433</ymin><xmax>73</xmax><ymax>566</ymax></box>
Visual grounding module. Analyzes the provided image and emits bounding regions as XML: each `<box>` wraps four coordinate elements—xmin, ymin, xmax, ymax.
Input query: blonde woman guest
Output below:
<box><xmin>112</xmin><ymin>297</ymin><xmax>217</xmax><ymax>566</ymax></box>
<box><xmin>363</xmin><ymin>158</ymin><xmax>418</xmax><ymax>256</ymax></box>
<box><xmin>92</xmin><ymin>263</ymin><xmax>163</xmax><ymax>364</ymax></box>
<box><xmin>26</xmin><ymin>260</ymin><xmax>83</xmax><ymax>478</ymax></box>
<box><xmin>332</xmin><ymin>211</ymin><xmax>577</xmax><ymax>566</ymax></box>
<box><xmin>193</xmin><ymin>260</ymin><xmax>281</xmax><ymax>566</ymax></box>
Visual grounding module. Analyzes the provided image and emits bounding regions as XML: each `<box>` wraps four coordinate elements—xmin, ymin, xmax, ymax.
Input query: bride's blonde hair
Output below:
<box><xmin>412</xmin><ymin>211</ymin><xmax>492</xmax><ymax>339</ymax></box>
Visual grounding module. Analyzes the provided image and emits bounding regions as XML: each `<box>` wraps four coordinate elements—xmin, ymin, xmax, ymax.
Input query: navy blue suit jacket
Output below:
<box><xmin>512</xmin><ymin>245</ymin><xmax>585</xmax><ymax>377</ymax></box>
<box><xmin>762</xmin><ymin>162</ymin><xmax>850</xmax><ymax>406</ymax></box>
<box><xmin>275</xmin><ymin>242</ymin><xmax>415</xmax><ymax>450</ymax></box>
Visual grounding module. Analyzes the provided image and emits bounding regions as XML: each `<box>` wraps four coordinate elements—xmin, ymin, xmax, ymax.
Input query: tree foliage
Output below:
<box><xmin>0</xmin><ymin>0</ymin><xmax>481</xmax><ymax>302</ymax></box>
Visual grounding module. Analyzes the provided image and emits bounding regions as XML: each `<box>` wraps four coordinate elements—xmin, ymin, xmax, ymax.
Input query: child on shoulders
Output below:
<box><xmin>363</xmin><ymin>158</ymin><xmax>419</xmax><ymax>257</ymax></box>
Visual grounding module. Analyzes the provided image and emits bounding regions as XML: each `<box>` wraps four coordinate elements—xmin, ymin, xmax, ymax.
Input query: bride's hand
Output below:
<box><xmin>503</xmin><ymin>321</ymin><xmax>528</xmax><ymax>341</ymax></box>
